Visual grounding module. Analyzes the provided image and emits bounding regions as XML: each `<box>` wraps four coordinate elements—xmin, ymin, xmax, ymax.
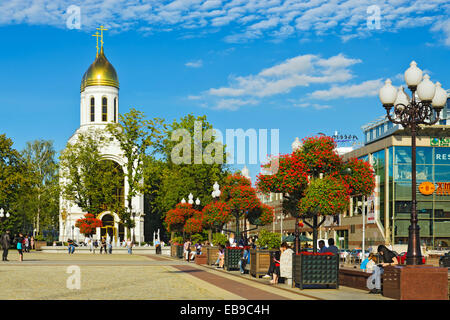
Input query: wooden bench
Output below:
<box><xmin>339</xmin><ymin>267</ymin><xmax>372</xmax><ymax>291</ymax></box>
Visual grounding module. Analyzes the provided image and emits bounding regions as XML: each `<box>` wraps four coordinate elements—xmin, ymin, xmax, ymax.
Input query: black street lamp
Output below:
<box><xmin>379</xmin><ymin>61</ymin><xmax>447</xmax><ymax>265</ymax></box>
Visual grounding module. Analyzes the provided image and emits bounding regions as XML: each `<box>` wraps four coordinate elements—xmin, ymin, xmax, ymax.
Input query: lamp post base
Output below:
<box><xmin>406</xmin><ymin>224</ymin><xmax>423</xmax><ymax>265</ymax></box>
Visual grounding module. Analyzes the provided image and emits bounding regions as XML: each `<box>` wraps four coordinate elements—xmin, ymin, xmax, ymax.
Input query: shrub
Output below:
<box><xmin>191</xmin><ymin>233</ymin><xmax>207</xmax><ymax>244</ymax></box>
<box><xmin>256</xmin><ymin>229</ymin><xmax>281</xmax><ymax>249</ymax></box>
<box><xmin>212</xmin><ymin>233</ymin><xmax>228</xmax><ymax>246</ymax></box>
<box><xmin>171</xmin><ymin>236</ymin><xmax>184</xmax><ymax>245</ymax></box>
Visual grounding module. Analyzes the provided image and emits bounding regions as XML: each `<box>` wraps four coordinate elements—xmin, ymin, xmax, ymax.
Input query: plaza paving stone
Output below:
<box><xmin>0</xmin><ymin>251</ymin><xmax>391</xmax><ymax>300</ymax></box>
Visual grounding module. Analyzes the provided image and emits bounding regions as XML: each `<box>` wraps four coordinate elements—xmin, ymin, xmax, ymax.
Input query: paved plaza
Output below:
<box><xmin>0</xmin><ymin>251</ymin><xmax>392</xmax><ymax>300</ymax></box>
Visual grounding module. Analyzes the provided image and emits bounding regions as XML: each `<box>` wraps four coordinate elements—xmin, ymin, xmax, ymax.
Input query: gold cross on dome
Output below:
<box><xmin>92</xmin><ymin>31</ymin><xmax>100</xmax><ymax>57</ymax></box>
<box><xmin>96</xmin><ymin>25</ymin><xmax>108</xmax><ymax>49</ymax></box>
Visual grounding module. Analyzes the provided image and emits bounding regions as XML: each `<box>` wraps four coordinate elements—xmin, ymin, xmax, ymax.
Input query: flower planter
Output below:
<box><xmin>206</xmin><ymin>246</ymin><xmax>220</xmax><ymax>265</ymax></box>
<box><xmin>195</xmin><ymin>254</ymin><xmax>207</xmax><ymax>265</ymax></box>
<box><xmin>34</xmin><ymin>240</ymin><xmax>47</xmax><ymax>251</ymax></box>
<box><xmin>224</xmin><ymin>247</ymin><xmax>248</xmax><ymax>271</ymax></box>
<box><xmin>293</xmin><ymin>252</ymin><xmax>339</xmax><ymax>290</ymax></box>
<box><xmin>250</xmin><ymin>249</ymin><xmax>278</xmax><ymax>278</ymax></box>
<box><xmin>171</xmin><ymin>245</ymin><xmax>184</xmax><ymax>259</ymax></box>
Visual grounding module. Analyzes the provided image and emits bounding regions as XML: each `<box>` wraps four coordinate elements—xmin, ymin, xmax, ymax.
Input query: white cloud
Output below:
<box><xmin>207</xmin><ymin>53</ymin><xmax>360</xmax><ymax>99</ymax></box>
<box><xmin>185</xmin><ymin>59</ymin><xmax>203</xmax><ymax>68</ymax></box>
<box><xmin>213</xmin><ymin>98</ymin><xmax>258</xmax><ymax>111</ymax></box>
<box><xmin>190</xmin><ymin>52</ymin><xmax>379</xmax><ymax>111</ymax></box>
<box><xmin>309</xmin><ymin>79</ymin><xmax>384</xmax><ymax>100</ymax></box>
<box><xmin>294</xmin><ymin>102</ymin><xmax>332</xmax><ymax>110</ymax></box>
<box><xmin>0</xmin><ymin>0</ymin><xmax>448</xmax><ymax>45</ymax></box>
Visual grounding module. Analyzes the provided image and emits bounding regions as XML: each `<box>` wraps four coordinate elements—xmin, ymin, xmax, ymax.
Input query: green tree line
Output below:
<box><xmin>1</xmin><ymin>110</ymin><xmax>231</xmax><ymax>242</ymax></box>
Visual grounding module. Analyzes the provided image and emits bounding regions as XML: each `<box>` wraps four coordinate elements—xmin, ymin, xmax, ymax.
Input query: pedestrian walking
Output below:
<box><xmin>93</xmin><ymin>239</ymin><xmax>98</xmax><ymax>254</ymax></box>
<box><xmin>100</xmin><ymin>237</ymin><xmax>107</xmax><ymax>254</ymax></box>
<box><xmin>30</xmin><ymin>236</ymin><xmax>35</xmax><ymax>251</ymax></box>
<box><xmin>1</xmin><ymin>230</ymin><xmax>11</xmax><ymax>261</ymax></box>
<box><xmin>107</xmin><ymin>238</ymin><xmax>112</xmax><ymax>254</ymax></box>
<box><xmin>16</xmin><ymin>233</ymin><xmax>24</xmax><ymax>261</ymax></box>
<box><xmin>126</xmin><ymin>238</ymin><xmax>133</xmax><ymax>254</ymax></box>
<box><xmin>24</xmin><ymin>236</ymin><xmax>30</xmax><ymax>253</ymax></box>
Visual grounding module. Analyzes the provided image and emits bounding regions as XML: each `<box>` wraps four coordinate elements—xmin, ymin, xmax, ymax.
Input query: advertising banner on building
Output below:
<box><xmin>366</xmin><ymin>175</ymin><xmax>379</xmax><ymax>224</ymax></box>
<box><xmin>367</xmin><ymin>195</ymin><xmax>375</xmax><ymax>223</ymax></box>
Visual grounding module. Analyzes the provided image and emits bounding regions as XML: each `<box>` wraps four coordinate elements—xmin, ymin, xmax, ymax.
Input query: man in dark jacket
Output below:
<box><xmin>1</xmin><ymin>231</ymin><xmax>11</xmax><ymax>261</ymax></box>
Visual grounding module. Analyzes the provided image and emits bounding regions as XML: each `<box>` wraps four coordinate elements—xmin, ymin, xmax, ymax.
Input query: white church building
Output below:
<box><xmin>59</xmin><ymin>33</ymin><xmax>145</xmax><ymax>244</ymax></box>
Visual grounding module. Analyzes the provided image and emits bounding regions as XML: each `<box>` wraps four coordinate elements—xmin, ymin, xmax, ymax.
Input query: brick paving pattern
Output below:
<box><xmin>0</xmin><ymin>251</ymin><xmax>392</xmax><ymax>300</ymax></box>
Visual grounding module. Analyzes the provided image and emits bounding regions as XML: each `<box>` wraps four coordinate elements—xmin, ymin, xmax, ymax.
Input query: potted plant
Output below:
<box><xmin>250</xmin><ymin>229</ymin><xmax>281</xmax><ymax>278</ymax></box>
<box><xmin>170</xmin><ymin>236</ymin><xmax>184</xmax><ymax>258</ymax></box>
<box><xmin>33</xmin><ymin>235</ymin><xmax>47</xmax><ymax>251</ymax></box>
<box><xmin>293</xmin><ymin>252</ymin><xmax>339</xmax><ymax>289</ymax></box>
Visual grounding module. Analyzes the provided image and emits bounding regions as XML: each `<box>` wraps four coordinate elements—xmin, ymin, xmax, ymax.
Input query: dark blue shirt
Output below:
<box><xmin>325</xmin><ymin>245</ymin><xmax>339</xmax><ymax>255</ymax></box>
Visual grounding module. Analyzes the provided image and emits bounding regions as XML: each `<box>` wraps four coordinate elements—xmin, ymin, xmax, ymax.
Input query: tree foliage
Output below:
<box><xmin>0</xmin><ymin>134</ymin><xmax>26</xmax><ymax>232</ymax></box>
<box><xmin>59</xmin><ymin>129</ymin><xmax>124</xmax><ymax>217</ymax></box>
<box><xmin>149</xmin><ymin>114</ymin><xmax>229</xmax><ymax>240</ymax></box>
<box><xmin>256</xmin><ymin>135</ymin><xmax>376</xmax><ymax>252</ymax></box>
<box><xmin>107</xmin><ymin>108</ymin><xmax>166</xmax><ymax>237</ymax></box>
<box><xmin>20</xmin><ymin>140</ymin><xmax>59</xmax><ymax>234</ymax></box>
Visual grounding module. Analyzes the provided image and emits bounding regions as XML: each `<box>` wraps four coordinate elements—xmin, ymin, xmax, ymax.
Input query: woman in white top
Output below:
<box><xmin>280</xmin><ymin>242</ymin><xmax>294</xmax><ymax>285</ymax></box>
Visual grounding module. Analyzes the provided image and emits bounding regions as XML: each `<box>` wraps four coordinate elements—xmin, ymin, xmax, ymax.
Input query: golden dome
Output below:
<box><xmin>81</xmin><ymin>47</ymin><xmax>119</xmax><ymax>92</ymax></box>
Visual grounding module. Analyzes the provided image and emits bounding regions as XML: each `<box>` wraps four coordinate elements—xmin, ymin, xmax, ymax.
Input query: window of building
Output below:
<box><xmin>114</xmin><ymin>98</ymin><xmax>117</xmax><ymax>122</ymax></box>
<box><xmin>435</xmin><ymin>165</ymin><xmax>450</xmax><ymax>181</ymax></box>
<box><xmin>90</xmin><ymin>97</ymin><xmax>95</xmax><ymax>122</ymax></box>
<box><xmin>102</xmin><ymin>97</ymin><xmax>108</xmax><ymax>122</ymax></box>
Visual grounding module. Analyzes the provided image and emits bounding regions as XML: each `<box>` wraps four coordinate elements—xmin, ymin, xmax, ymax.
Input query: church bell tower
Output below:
<box><xmin>80</xmin><ymin>26</ymin><xmax>119</xmax><ymax>127</ymax></box>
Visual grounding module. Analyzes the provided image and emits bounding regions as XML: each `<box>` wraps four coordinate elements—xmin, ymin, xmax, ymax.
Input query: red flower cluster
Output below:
<box><xmin>75</xmin><ymin>213</ymin><xmax>103</xmax><ymax>236</ymax></box>
<box><xmin>256</xmin><ymin>135</ymin><xmax>375</xmax><ymax>221</ymax></box>
<box><xmin>164</xmin><ymin>203</ymin><xmax>201</xmax><ymax>233</ymax></box>
<box><xmin>257</xmin><ymin>152</ymin><xmax>308</xmax><ymax>194</ymax></box>
<box><xmin>184</xmin><ymin>216</ymin><xmax>203</xmax><ymax>234</ymax></box>
<box><xmin>202</xmin><ymin>201</ymin><xmax>232</xmax><ymax>228</ymax></box>
<box><xmin>300</xmin><ymin>136</ymin><xmax>342</xmax><ymax>175</ymax></box>
<box><xmin>220</xmin><ymin>173</ymin><xmax>274</xmax><ymax>227</ymax></box>
<box><xmin>226</xmin><ymin>246</ymin><xmax>251</xmax><ymax>250</ymax></box>
<box><xmin>338</xmin><ymin>158</ymin><xmax>376</xmax><ymax>197</ymax></box>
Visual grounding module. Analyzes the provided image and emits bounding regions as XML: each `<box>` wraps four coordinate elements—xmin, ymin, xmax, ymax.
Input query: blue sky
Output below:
<box><xmin>0</xmin><ymin>0</ymin><xmax>449</xmax><ymax>183</ymax></box>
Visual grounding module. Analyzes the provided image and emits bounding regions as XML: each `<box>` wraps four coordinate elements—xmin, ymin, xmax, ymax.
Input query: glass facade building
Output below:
<box><xmin>356</xmin><ymin>145</ymin><xmax>450</xmax><ymax>248</ymax></box>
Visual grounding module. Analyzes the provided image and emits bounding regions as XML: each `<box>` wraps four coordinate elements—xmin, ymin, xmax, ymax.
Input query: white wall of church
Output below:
<box><xmin>80</xmin><ymin>86</ymin><xmax>119</xmax><ymax>126</ymax></box>
<box><xmin>59</xmin><ymin>82</ymin><xmax>146</xmax><ymax>244</ymax></box>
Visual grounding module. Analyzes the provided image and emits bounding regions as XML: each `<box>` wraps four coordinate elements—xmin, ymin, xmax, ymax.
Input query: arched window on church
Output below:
<box><xmin>102</xmin><ymin>97</ymin><xmax>108</xmax><ymax>122</ymax></box>
<box><xmin>90</xmin><ymin>97</ymin><xmax>95</xmax><ymax>122</ymax></box>
<box><xmin>114</xmin><ymin>98</ymin><xmax>117</xmax><ymax>123</ymax></box>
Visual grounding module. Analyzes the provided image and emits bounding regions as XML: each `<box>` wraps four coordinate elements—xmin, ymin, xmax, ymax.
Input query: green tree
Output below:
<box><xmin>21</xmin><ymin>140</ymin><xmax>59</xmax><ymax>235</ymax></box>
<box><xmin>154</xmin><ymin>114</ymin><xmax>229</xmax><ymax>232</ymax></box>
<box><xmin>0</xmin><ymin>134</ymin><xmax>26</xmax><ymax>233</ymax></box>
<box><xmin>107</xmin><ymin>108</ymin><xmax>166</xmax><ymax>242</ymax></box>
<box><xmin>59</xmin><ymin>129</ymin><xmax>124</xmax><ymax>217</ymax></box>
